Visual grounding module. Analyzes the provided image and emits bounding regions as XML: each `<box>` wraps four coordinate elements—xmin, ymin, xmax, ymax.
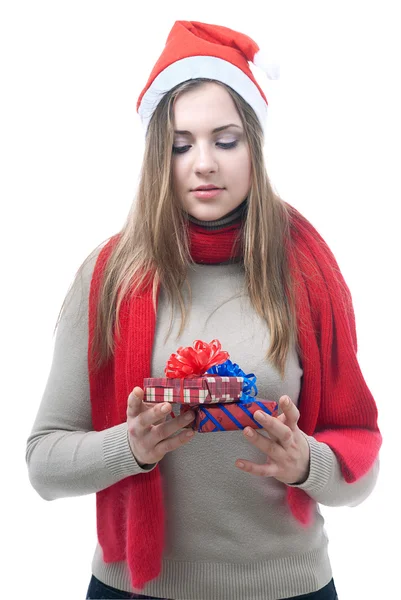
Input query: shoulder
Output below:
<box><xmin>283</xmin><ymin>202</ymin><xmax>356</xmax><ymax>340</ymax></box>
<box><xmin>58</xmin><ymin>235</ymin><xmax>119</xmax><ymax>329</ymax></box>
<box><xmin>90</xmin><ymin>233</ymin><xmax>122</xmax><ymax>282</ymax></box>
<box><xmin>283</xmin><ymin>202</ymin><xmax>345</xmax><ymax>285</ymax></box>
<box><xmin>284</xmin><ymin>202</ymin><xmax>334</xmax><ymax>255</ymax></box>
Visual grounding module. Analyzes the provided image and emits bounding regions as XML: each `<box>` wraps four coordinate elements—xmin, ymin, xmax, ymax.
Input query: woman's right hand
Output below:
<box><xmin>126</xmin><ymin>386</ymin><xmax>196</xmax><ymax>466</ymax></box>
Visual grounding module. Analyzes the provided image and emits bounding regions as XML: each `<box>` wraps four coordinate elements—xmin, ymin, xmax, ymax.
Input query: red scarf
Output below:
<box><xmin>88</xmin><ymin>205</ymin><xmax>382</xmax><ymax>590</ymax></box>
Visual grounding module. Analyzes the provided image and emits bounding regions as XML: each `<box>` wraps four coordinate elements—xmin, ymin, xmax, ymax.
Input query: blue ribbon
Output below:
<box><xmin>207</xmin><ymin>359</ymin><xmax>258</xmax><ymax>403</ymax></box>
<box><xmin>199</xmin><ymin>401</ymin><xmax>276</xmax><ymax>432</ymax></box>
<box><xmin>202</xmin><ymin>359</ymin><xmax>278</xmax><ymax>432</ymax></box>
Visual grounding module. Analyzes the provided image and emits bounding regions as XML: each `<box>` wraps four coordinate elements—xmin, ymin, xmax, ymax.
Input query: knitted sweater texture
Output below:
<box><xmin>88</xmin><ymin>204</ymin><xmax>382</xmax><ymax>590</ymax></box>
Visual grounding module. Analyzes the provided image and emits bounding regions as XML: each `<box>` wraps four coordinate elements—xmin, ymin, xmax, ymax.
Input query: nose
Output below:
<box><xmin>193</xmin><ymin>144</ymin><xmax>218</xmax><ymax>175</ymax></box>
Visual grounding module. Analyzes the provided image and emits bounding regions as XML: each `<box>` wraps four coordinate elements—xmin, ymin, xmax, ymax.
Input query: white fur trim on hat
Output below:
<box><xmin>253</xmin><ymin>50</ymin><xmax>280</xmax><ymax>80</ymax></box>
<box><xmin>138</xmin><ymin>55</ymin><xmax>268</xmax><ymax>132</ymax></box>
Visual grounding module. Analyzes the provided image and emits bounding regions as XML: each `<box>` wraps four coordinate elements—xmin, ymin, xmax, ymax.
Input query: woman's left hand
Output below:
<box><xmin>235</xmin><ymin>395</ymin><xmax>311</xmax><ymax>485</ymax></box>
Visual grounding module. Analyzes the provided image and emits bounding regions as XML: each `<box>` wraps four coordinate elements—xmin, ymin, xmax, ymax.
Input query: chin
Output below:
<box><xmin>188</xmin><ymin>205</ymin><xmax>231</xmax><ymax>222</ymax></box>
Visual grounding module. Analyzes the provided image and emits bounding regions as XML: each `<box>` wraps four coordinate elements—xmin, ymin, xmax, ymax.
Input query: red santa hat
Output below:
<box><xmin>137</xmin><ymin>20</ymin><xmax>279</xmax><ymax>132</ymax></box>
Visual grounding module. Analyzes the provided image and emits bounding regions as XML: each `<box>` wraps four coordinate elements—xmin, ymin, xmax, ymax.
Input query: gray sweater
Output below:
<box><xmin>26</xmin><ymin>237</ymin><xmax>379</xmax><ymax>600</ymax></box>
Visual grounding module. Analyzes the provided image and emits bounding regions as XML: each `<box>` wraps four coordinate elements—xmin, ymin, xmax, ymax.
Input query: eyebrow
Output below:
<box><xmin>174</xmin><ymin>124</ymin><xmax>242</xmax><ymax>135</ymax></box>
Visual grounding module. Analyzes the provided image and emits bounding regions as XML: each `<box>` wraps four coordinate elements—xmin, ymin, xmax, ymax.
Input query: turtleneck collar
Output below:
<box><xmin>187</xmin><ymin>201</ymin><xmax>246</xmax><ymax>265</ymax></box>
<box><xmin>186</xmin><ymin>198</ymin><xmax>247</xmax><ymax>231</ymax></box>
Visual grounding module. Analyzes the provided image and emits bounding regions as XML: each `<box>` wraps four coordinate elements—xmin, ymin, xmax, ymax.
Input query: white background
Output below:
<box><xmin>2</xmin><ymin>1</ymin><xmax>400</xmax><ymax>598</ymax></box>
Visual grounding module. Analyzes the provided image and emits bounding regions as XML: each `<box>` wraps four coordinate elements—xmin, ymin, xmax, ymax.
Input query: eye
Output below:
<box><xmin>172</xmin><ymin>145</ymin><xmax>191</xmax><ymax>154</ymax></box>
<box><xmin>216</xmin><ymin>141</ymin><xmax>238</xmax><ymax>149</ymax></box>
<box><xmin>172</xmin><ymin>141</ymin><xmax>238</xmax><ymax>154</ymax></box>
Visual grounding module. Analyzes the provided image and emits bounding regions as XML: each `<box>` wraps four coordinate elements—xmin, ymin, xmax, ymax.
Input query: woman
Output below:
<box><xmin>26</xmin><ymin>21</ymin><xmax>382</xmax><ymax>600</ymax></box>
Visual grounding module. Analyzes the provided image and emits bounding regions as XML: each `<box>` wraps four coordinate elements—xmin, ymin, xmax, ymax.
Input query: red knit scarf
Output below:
<box><xmin>88</xmin><ymin>205</ymin><xmax>382</xmax><ymax>591</ymax></box>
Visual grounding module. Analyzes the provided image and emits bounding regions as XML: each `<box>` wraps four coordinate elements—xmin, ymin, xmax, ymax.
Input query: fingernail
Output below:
<box><xmin>255</xmin><ymin>410</ymin><xmax>267</xmax><ymax>420</ymax></box>
<box><xmin>237</xmin><ymin>461</ymin><xmax>245</xmax><ymax>468</ymax></box>
<box><xmin>186</xmin><ymin>430</ymin><xmax>195</xmax><ymax>437</ymax></box>
<box><xmin>161</xmin><ymin>404</ymin><xmax>170</xmax><ymax>413</ymax></box>
<box><xmin>184</xmin><ymin>412</ymin><xmax>194</xmax><ymax>421</ymax></box>
<box><xmin>244</xmin><ymin>427</ymin><xmax>254</xmax><ymax>437</ymax></box>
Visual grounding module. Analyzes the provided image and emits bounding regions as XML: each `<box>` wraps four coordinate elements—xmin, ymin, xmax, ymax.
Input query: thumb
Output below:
<box><xmin>132</xmin><ymin>386</ymin><xmax>144</xmax><ymax>400</ymax></box>
<box><xmin>127</xmin><ymin>386</ymin><xmax>145</xmax><ymax>418</ymax></box>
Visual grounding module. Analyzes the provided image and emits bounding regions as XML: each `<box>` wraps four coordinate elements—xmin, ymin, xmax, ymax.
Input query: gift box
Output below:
<box><xmin>181</xmin><ymin>398</ymin><xmax>278</xmax><ymax>433</ymax></box>
<box><xmin>143</xmin><ymin>375</ymin><xmax>243</xmax><ymax>405</ymax></box>
<box><xmin>142</xmin><ymin>339</ymin><xmax>279</xmax><ymax>432</ymax></box>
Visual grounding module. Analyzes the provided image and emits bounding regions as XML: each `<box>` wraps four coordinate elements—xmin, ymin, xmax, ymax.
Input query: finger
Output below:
<box><xmin>127</xmin><ymin>387</ymin><xmax>145</xmax><ymax>418</ymax></box>
<box><xmin>127</xmin><ymin>393</ymin><xmax>155</xmax><ymax>423</ymax></box>
<box><xmin>235</xmin><ymin>458</ymin><xmax>279</xmax><ymax>478</ymax></box>
<box><xmin>278</xmin><ymin>396</ymin><xmax>300</xmax><ymax>430</ymax></box>
<box><xmin>243</xmin><ymin>427</ymin><xmax>287</xmax><ymax>460</ymax></box>
<box><xmin>152</xmin><ymin>410</ymin><xmax>195</xmax><ymax>443</ymax></box>
<box><xmin>136</xmin><ymin>402</ymin><xmax>172</xmax><ymax>430</ymax></box>
<box><xmin>253</xmin><ymin>411</ymin><xmax>293</xmax><ymax>449</ymax></box>
<box><xmin>154</xmin><ymin>427</ymin><xmax>196</xmax><ymax>458</ymax></box>
<box><xmin>257</xmin><ymin>423</ymin><xmax>280</xmax><ymax>443</ymax></box>
<box><xmin>275</xmin><ymin>410</ymin><xmax>294</xmax><ymax>430</ymax></box>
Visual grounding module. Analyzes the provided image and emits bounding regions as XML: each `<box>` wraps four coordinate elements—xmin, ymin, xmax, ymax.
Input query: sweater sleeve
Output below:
<box><xmin>25</xmin><ymin>250</ymin><xmax>157</xmax><ymax>502</ymax></box>
<box><xmin>286</xmin><ymin>432</ymin><xmax>380</xmax><ymax>506</ymax></box>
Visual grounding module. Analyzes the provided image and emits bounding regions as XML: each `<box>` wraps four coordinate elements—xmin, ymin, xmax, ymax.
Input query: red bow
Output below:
<box><xmin>165</xmin><ymin>339</ymin><xmax>229</xmax><ymax>378</ymax></box>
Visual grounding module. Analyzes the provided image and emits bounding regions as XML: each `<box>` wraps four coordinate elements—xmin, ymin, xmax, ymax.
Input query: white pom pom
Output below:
<box><xmin>253</xmin><ymin>49</ymin><xmax>280</xmax><ymax>80</ymax></box>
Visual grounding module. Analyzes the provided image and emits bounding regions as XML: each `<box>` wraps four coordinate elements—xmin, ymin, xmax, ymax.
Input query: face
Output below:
<box><xmin>171</xmin><ymin>83</ymin><xmax>252</xmax><ymax>221</ymax></box>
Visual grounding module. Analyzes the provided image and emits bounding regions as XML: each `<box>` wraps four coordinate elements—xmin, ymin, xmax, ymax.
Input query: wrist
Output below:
<box><xmin>127</xmin><ymin>431</ymin><xmax>148</xmax><ymax>467</ymax></box>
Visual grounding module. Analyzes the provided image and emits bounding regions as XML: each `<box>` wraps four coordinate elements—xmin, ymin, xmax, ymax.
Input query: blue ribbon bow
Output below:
<box><xmin>207</xmin><ymin>359</ymin><xmax>258</xmax><ymax>403</ymax></box>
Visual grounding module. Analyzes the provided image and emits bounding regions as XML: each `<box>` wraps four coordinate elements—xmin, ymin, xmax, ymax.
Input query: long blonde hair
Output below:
<box><xmin>56</xmin><ymin>79</ymin><xmax>298</xmax><ymax>378</ymax></box>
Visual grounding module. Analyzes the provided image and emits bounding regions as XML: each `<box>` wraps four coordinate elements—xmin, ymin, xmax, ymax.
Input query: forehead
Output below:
<box><xmin>172</xmin><ymin>83</ymin><xmax>241</xmax><ymax>129</ymax></box>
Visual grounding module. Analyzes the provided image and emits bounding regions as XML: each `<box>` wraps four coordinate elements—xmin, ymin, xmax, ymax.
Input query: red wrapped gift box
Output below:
<box><xmin>143</xmin><ymin>375</ymin><xmax>244</xmax><ymax>405</ymax></box>
<box><xmin>181</xmin><ymin>399</ymin><xmax>278</xmax><ymax>432</ymax></box>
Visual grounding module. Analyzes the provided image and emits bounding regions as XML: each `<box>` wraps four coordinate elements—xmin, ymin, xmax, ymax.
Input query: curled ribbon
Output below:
<box><xmin>165</xmin><ymin>339</ymin><xmax>229</xmax><ymax>378</ymax></box>
<box><xmin>207</xmin><ymin>359</ymin><xmax>258</xmax><ymax>403</ymax></box>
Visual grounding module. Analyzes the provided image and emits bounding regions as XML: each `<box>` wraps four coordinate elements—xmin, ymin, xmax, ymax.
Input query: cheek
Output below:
<box><xmin>231</xmin><ymin>152</ymin><xmax>252</xmax><ymax>187</ymax></box>
<box><xmin>246</xmin><ymin>161</ymin><xmax>252</xmax><ymax>187</ymax></box>
<box><xmin>172</xmin><ymin>160</ymin><xmax>187</xmax><ymax>190</ymax></box>
<box><xmin>243</xmin><ymin>152</ymin><xmax>252</xmax><ymax>189</ymax></box>
<box><xmin>171</xmin><ymin>162</ymin><xmax>181</xmax><ymax>191</ymax></box>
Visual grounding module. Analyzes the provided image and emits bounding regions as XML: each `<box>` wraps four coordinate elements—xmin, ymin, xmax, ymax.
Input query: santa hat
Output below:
<box><xmin>137</xmin><ymin>20</ymin><xmax>279</xmax><ymax>132</ymax></box>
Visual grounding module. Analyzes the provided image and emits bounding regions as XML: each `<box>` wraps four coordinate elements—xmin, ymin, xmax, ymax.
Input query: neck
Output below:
<box><xmin>187</xmin><ymin>200</ymin><xmax>246</xmax><ymax>264</ymax></box>
<box><xmin>187</xmin><ymin>199</ymin><xmax>247</xmax><ymax>231</ymax></box>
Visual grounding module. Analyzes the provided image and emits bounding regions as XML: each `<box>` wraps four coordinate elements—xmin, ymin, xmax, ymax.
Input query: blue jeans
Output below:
<box><xmin>85</xmin><ymin>574</ymin><xmax>338</xmax><ymax>599</ymax></box>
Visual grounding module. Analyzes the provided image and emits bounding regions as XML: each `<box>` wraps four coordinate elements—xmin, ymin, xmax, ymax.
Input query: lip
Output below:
<box><xmin>192</xmin><ymin>185</ymin><xmax>222</xmax><ymax>191</ymax></box>
<box><xmin>191</xmin><ymin>188</ymin><xmax>223</xmax><ymax>199</ymax></box>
